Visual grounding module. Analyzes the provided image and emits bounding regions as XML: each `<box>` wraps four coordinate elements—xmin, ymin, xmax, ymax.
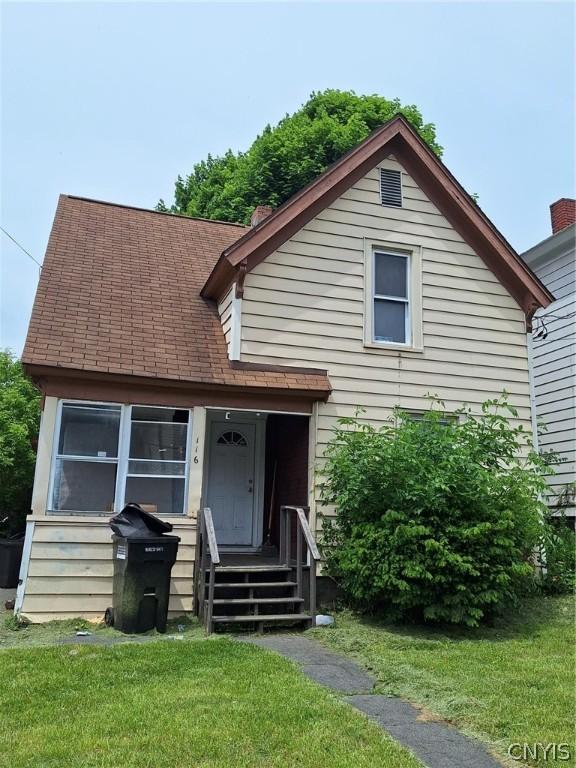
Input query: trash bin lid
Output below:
<box><xmin>109</xmin><ymin>503</ymin><xmax>174</xmax><ymax>538</ymax></box>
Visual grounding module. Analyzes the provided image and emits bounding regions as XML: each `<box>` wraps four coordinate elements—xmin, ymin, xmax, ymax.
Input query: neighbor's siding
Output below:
<box><xmin>523</xmin><ymin>230</ymin><xmax>575</xmax><ymax>513</ymax></box>
<box><xmin>218</xmin><ymin>283</ymin><xmax>235</xmax><ymax>356</ymax></box>
<box><xmin>239</xmin><ymin>156</ymin><xmax>533</xmax><ymax>530</ymax></box>
<box><xmin>532</xmin><ymin>299</ymin><xmax>576</xmax><ymax>504</ymax></box>
<box><xmin>533</xmin><ymin>247</ymin><xmax>576</xmax><ymax>301</ymax></box>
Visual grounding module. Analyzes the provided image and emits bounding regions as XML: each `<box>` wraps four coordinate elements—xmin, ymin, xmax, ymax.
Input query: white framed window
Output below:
<box><xmin>373</xmin><ymin>250</ymin><xmax>410</xmax><ymax>344</ymax></box>
<box><xmin>49</xmin><ymin>401</ymin><xmax>192</xmax><ymax>515</ymax></box>
<box><xmin>364</xmin><ymin>240</ymin><xmax>423</xmax><ymax>351</ymax></box>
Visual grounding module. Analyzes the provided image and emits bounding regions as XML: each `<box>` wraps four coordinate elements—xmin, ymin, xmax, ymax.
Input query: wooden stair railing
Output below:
<box><xmin>279</xmin><ymin>505</ymin><xmax>322</xmax><ymax>627</ymax></box>
<box><xmin>194</xmin><ymin>507</ymin><xmax>220</xmax><ymax>634</ymax></box>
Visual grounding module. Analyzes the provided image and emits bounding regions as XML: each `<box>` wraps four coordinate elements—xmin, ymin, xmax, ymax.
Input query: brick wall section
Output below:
<box><xmin>550</xmin><ymin>198</ymin><xmax>576</xmax><ymax>234</ymax></box>
<box><xmin>22</xmin><ymin>196</ymin><xmax>330</xmax><ymax>396</ymax></box>
<box><xmin>263</xmin><ymin>415</ymin><xmax>309</xmax><ymax>548</ymax></box>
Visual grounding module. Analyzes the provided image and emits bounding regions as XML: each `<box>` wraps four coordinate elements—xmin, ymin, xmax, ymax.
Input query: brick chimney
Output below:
<box><xmin>550</xmin><ymin>198</ymin><xmax>576</xmax><ymax>234</ymax></box>
<box><xmin>250</xmin><ymin>205</ymin><xmax>274</xmax><ymax>228</ymax></box>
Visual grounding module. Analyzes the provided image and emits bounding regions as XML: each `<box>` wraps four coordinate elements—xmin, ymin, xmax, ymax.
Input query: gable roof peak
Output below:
<box><xmin>201</xmin><ymin>115</ymin><xmax>552</xmax><ymax>315</ymax></box>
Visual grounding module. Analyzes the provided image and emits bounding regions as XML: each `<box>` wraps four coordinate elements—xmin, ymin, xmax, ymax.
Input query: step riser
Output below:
<box><xmin>210</xmin><ymin>598</ymin><xmax>304</xmax><ymax>605</ymax></box>
<box><xmin>206</xmin><ymin>588</ymin><xmax>297</xmax><ymax>602</ymax></box>
<box><xmin>212</xmin><ymin>582</ymin><xmax>298</xmax><ymax>589</ymax></box>
<box><xmin>209</xmin><ymin>565</ymin><xmax>292</xmax><ymax>574</ymax></box>
<box><xmin>212</xmin><ymin>613</ymin><xmax>311</xmax><ymax>625</ymax></box>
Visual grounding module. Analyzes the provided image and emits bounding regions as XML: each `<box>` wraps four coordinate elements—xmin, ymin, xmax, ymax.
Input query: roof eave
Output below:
<box><xmin>23</xmin><ymin>363</ymin><xmax>332</xmax><ymax>402</ymax></box>
<box><xmin>200</xmin><ymin>257</ymin><xmax>236</xmax><ymax>301</ymax></box>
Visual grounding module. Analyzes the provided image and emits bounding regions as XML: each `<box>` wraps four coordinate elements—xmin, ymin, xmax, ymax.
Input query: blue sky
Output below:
<box><xmin>1</xmin><ymin>1</ymin><xmax>574</xmax><ymax>354</ymax></box>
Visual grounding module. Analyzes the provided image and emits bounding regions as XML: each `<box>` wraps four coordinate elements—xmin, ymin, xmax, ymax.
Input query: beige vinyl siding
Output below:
<box><xmin>218</xmin><ymin>283</ymin><xmax>234</xmax><ymax>356</ymax></box>
<box><xmin>240</xmin><ymin>156</ymin><xmax>533</xmax><ymax>531</ymax></box>
<box><xmin>20</xmin><ymin>518</ymin><xmax>196</xmax><ymax>621</ymax></box>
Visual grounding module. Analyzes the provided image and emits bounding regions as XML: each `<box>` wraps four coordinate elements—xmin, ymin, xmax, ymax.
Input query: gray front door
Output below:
<box><xmin>206</xmin><ymin>421</ymin><xmax>256</xmax><ymax>546</ymax></box>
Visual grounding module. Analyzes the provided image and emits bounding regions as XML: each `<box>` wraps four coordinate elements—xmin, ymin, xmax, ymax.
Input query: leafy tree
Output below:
<box><xmin>320</xmin><ymin>397</ymin><xmax>550</xmax><ymax>627</ymax></box>
<box><xmin>0</xmin><ymin>351</ymin><xmax>40</xmax><ymax>536</ymax></box>
<box><xmin>158</xmin><ymin>89</ymin><xmax>442</xmax><ymax>223</ymax></box>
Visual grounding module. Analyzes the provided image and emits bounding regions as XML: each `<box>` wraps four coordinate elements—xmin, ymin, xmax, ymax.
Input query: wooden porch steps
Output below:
<box><xmin>212</xmin><ymin>613</ymin><xmax>310</xmax><ymax>624</ymax></box>
<box><xmin>202</xmin><ymin>562</ymin><xmax>311</xmax><ymax>631</ymax></box>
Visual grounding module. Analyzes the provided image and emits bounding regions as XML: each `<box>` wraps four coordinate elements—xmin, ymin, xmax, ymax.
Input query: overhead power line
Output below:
<box><xmin>0</xmin><ymin>226</ymin><xmax>42</xmax><ymax>269</ymax></box>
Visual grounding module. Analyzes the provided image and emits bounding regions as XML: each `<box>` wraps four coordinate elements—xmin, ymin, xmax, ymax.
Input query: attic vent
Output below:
<box><xmin>380</xmin><ymin>168</ymin><xmax>402</xmax><ymax>207</ymax></box>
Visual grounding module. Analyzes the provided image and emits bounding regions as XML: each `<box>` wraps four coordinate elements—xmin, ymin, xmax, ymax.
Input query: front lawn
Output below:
<box><xmin>0</xmin><ymin>614</ymin><xmax>203</xmax><ymax>648</ymax></box>
<box><xmin>0</xmin><ymin>638</ymin><xmax>422</xmax><ymax>768</ymax></box>
<box><xmin>311</xmin><ymin>596</ymin><xmax>574</xmax><ymax>766</ymax></box>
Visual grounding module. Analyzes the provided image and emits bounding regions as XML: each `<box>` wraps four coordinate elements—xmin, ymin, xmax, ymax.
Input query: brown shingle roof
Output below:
<box><xmin>22</xmin><ymin>195</ymin><xmax>330</xmax><ymax>397</ymax></box>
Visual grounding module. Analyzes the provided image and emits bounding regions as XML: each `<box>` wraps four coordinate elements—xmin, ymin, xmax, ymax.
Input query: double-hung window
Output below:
<box><xmin>373</xmin><ymin>250</ymin><xmax>410</xmax><ymax>345</ymax></box>
<box><xmin>51</xmin><ymin>402</ymin><xmax>191</xmax><ymax>515</ymax></box>
<box><xmin>364</xmin><ymin>242</ymin><xmax>423</xmax><ymax>351</ymax></box>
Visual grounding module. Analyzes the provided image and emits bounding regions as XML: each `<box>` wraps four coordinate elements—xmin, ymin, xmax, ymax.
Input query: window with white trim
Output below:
<box><xmin>373</xmin><ymin>250</ymin><xmax>410</xmax><ymax>345</ymax></box>
<box><xmin>51</xmin><ymin>402</ymin><xmax>191</xmax><ymax>515</ymax></box>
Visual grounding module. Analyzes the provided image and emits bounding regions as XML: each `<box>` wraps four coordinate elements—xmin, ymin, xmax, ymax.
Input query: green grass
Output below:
<box><xmin>0</xmin><ymin>614</ymin><xmax>203</xmax><ymax>648</ymax></box>
<box><xmin>310</xmin><ymin>596</ymin><xmax>575</xmax><ymax>766</ymax></box>
<box><xmin>0</xmin><ymin>637</ymin><xmax>422</xmax><ymax>768</ymax></box>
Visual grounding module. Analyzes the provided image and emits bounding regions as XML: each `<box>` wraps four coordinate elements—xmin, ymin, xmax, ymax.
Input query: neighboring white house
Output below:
<box><xmin>522</xmin><ymin>199</ymin><xmax>576</xmax><ymax>517</ymax></box>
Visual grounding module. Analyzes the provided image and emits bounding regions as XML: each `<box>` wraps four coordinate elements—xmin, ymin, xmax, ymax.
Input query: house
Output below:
<box><xmin>16</xmin><ymin>115</ymin><xmax>552</xmax><ymax>628</ymax></box>
<box><xmin>522</xmin><ymin>199</ymin><xmax>576</xmax><ymax>518</ymax></box>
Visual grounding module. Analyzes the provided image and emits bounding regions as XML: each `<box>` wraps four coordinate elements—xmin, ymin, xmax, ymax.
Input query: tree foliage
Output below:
<box><xmin>320</xmin><ymin>397</ymin><xmax>550</xmax><ymax>627</ymax></box>
<box><xmin>157</xmin><ymin>89</ymin><xmax>442</xmax><ymax>223</ymax></box>
<box><xmin>0</xmin><ymin>351</ymin><xmax>40</xmax><ymax>536</ymax></box>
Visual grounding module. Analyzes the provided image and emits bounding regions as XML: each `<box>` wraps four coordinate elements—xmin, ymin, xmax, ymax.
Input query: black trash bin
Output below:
<box><xmin>0</xmin><ymin>535</ymin><xmax>24</xmax><ymax>589</ymax></box>
<box><xmin>106</xmin><ymin>504</ymin><xmax>180</xmax><ymax>634</ymax></box>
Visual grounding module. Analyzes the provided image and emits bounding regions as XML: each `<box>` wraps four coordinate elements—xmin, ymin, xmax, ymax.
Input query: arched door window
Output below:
<box><xmin>217</xmin><ymin>430</ymin><xmax>247</xmax><ymax>447</ymax></box>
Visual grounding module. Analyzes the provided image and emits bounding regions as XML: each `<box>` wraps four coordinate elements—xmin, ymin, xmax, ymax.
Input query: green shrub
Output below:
<box><xmin>320</xmin><ymin>397</ymin><xmax>549</xmax><ymax>626</ymax></box>
<box><xmin>538</xmin><ymin>483</ymin><xmax>576</xmax><ymax>595</ymax></box>
<box><xmin>0</xmin><ymin>350</ymin><xmax>41</xmax><ymax>536</ymax></box>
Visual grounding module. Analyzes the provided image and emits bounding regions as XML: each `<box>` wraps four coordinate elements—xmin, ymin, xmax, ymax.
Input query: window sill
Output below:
<box><xmin>41</xmin><ymin>511</ymin><xmax>193</xmax><ymax>521</ymax></box>
<box><xmin>363</xmin><ymin>341</ymin><xmax>424</xmax><ymax>354</ymax></box>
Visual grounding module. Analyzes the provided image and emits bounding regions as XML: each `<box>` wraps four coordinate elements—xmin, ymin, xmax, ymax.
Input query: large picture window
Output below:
<box><xmin>50</xmin><ymin>402</ymin><xmax>191</xmax><ymax>515</ymax></box>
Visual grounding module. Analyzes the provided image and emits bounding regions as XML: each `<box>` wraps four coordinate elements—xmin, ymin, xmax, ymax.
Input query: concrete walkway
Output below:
<box><xmin>243</xmin><ymin>634</ymin><xmax>502</xmax><ymax>768</ymax></box>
